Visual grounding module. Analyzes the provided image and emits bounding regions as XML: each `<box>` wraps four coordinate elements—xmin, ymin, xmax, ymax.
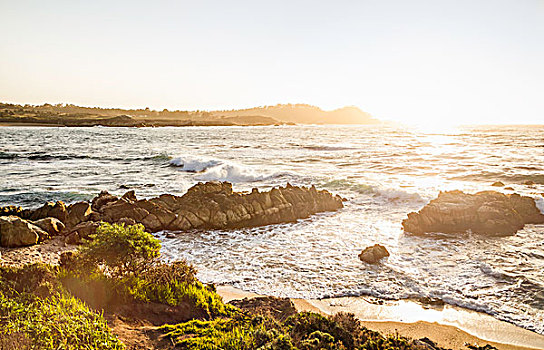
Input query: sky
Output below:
<box><xmin>1</xmin><ymin>0</ymin><xmax>543</xmax><ymax>125</ymax></box>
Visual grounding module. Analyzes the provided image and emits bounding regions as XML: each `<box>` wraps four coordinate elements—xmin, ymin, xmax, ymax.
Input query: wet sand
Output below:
<box><xmin>217</xmin><ymin>285</ymin><xmax>544</xmax><ymax>350</ymax></box>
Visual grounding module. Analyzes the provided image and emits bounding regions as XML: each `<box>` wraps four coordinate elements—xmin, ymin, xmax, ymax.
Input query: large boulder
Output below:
<box><xmin>33</xmin><ymin>217</ymin><xmax>65</xmax><ymax>236</ymax></box>
<box><xmin>0</xmin><ymin>216</ymin><xmax>45</xmax><ymax>247</ymax></box>
<box><xmin>24</xmin><ymin>201</ymin><xmax>68</xmax><ymax>223</ymax></box>
<box><xmin>402</xmin><ymin>190</ymin><xmax>544</xmax><ymax>236</ymax></box>
<box><xmin>65</xmin><ymin>202</ymin><xmax>93</xmax><ymax>228</ymax></box>
<box><xmin>359</xmin><ymin>244</ymin><xmax>390</xmax><ymax>264</ymax></box>
<box><xmin>91</xmin><ymin>190</ymin><xmax>118</xmax><ymax>212</ymax></box>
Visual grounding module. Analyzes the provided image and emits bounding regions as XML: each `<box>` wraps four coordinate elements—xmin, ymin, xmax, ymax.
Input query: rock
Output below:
<box><xmin>402</xmin><ymin>190</ymin><xmax>544</xmax><ymax>236</ymax></box>
<box><xmin>491</xmin><ymin>181</ymin><xmax>505</xmax><ymax>187</ymax></box>
<box><xmin>67</xmin><ymin>221</ymin><xmax>100</xmax><ymax>240</ymax></box>
<box><xmin>358</xmin><ymin>244</ymin><xmax>390</xmax><ymax>264</ymax></box>
<box><xmin>65</xmin><ymin>202</ymin><xmax>92</xmax><ymax>228</ymax></box>
<box><xmin>91</xmin><ymin>191</ymin><xmax>118</xmax><ymax>212</ymax></box>
<box><xmin>99</xmin><ymin>199</ymin><xmax>150</xmax><ymax>223</ymax></box>
<box><xmin>0</xmin><ymin>216</ymin><xmax>45</xmax><ymax>247</ymax></box>
<box><xmin>504</xmin><ymin>187</ymin><xmax>514</xmax><ymax>191</ymax></box>
<box><xmin>0</xmin><ymin>205</ymin><xmax>24</xmax><ymax>217</ymax></box>
<box><xmin>417</xmin><ymin>297</ymin><xmax>445</xmax><ymax>307</ymax></box>
<box><xmin>165</xmin><ymin>232</ymin><xmax>176</xmax><ymax>238</ymax></box>
<box><xmin>65</xmin><ymin>232</ymin><xmax>80</xmax><ymax>245</ymax></box>
<box><xmin>524</xmin><ymin>180</ymin><xmax>535</xmax><ymax>186</ymax></box>
<box><xmin>0</xmin><ymin>182</ymin><xmax>343</xmax><ymax>234</ymax></box>
<box><xmin>117</xmin><ymin>217</ymin><xmax>137</xmax><ymax>226</ymax></box>
<box><xmin>26</xmin><ymin>201</ymin><xmax>68</xmax><ymax>222</ymax></box>
<box><xmin>33</xmin><ymin>217</ymin><xmax>65</xmax><ymax>236</ymax></box>
<box><xmin>121</xmin><ymin>190</ymin><xmax>137</xmax><ymax>202</ymax></box>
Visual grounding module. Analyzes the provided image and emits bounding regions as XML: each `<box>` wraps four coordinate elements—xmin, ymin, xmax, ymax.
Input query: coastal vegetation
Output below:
<box><xmin>0</xmin><ymin>102</ymin><xmax>378</xmax><ymax>127</ymax></box>
<box><xmin>0</xmin><ymin>222</ymin><xmax>502</xmax><ymax>349</ymax></box>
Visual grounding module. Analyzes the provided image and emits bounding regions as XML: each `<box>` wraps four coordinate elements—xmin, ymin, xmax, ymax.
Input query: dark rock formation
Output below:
<box><xmin>491</xmin><ymin>181</ymin><xmax>504</xmax><ymax>187</ymax></box>
<box><xmin>0</xmin><ymin>216</ymin><xmax>46</xmax><ymax>247</ymax></box>
<box><xmin>87</xmin><ymin>181</ymin><xmax>343</xmax><ymax>233</ymax></box>
<box><xmin>1</xmin><ymin>182</ymin><xmax>343</xmax><ymax>245</ymax></box>
<box><xmin>229</xmin><ymin>296</ymin><xmax>297</xmax><ymax>322</ymax></box>
<box><xmin>402</xmin><ymin>190</ymin><xmax>544</xmax><ymax>236</ymax></box>
<box><xmin>358</xmin><ymin>244</ymin><xmax>390</xmax><ymax>264</ymax></box>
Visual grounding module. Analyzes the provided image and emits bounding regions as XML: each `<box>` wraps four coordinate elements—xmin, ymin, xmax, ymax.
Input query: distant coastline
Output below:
<box><xmin>0</xmin><ymin>102</ymin><xmax>380</xmax><ymax>127</ymax></box>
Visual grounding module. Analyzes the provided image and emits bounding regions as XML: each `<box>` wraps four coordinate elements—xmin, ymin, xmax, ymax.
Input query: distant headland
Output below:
<box><xmin>0</xmin><ymin>102</ymin><xmax>380</xmax><ymax>127</ymax></box>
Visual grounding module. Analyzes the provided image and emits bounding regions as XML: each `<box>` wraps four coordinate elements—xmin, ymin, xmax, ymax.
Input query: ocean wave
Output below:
<box><xmin>169</xmin><ymin>155</ymin><xmax>284</xmax><ymax>183</ymax></box>
<box><xmin>322</xmin><ymin>179</ymin><xmax>425</xmax><ymax>203</ymax></box>
<box><xmin>0</xmin><ymin>191</ymin><xmax>93</xmax><ymax>208</ymax></box>
<box><xmin>303</xmin><ymin>145</ymin><xmax>358</xmax><ymax>151</ymax></box>
<box><xmin>0</xmin><ymin>151</ymin><xmax>18</xmax><ymax>159</ymax></box>
<box><xmin>0</xmin><ymin>151</ymin><xmax>171</xmax><ymax>163</ymax></box>
<box><xmin>452</xmin><ymin>172</ymin><xmax>544</xmax><ymax>185</ymax></box>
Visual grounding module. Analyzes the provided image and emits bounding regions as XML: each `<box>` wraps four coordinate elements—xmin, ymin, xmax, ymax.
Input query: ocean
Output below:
<box><xmin>0</xmin><ymin>124</ymin><xmax>543</xmax><ymax>334</ymax></box>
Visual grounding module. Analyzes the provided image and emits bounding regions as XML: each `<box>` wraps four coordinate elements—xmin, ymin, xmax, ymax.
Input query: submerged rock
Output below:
<box><xmin>358</xmin><ymin>244</ymin><xmax>390</xmax><ymax>264</ymax></box>
<box><xmin>402</xmin><ymin>190</ymin><xmax>544</xmax><ymax>236</ymax></box>
<box><xmin>0</xmin><ymin>216</ymin><xmax>46</xmax><ymax>247</ymax></box>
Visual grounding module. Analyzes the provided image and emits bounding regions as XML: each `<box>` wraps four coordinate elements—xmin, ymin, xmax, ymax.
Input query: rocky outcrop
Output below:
<box><xmin>1</xmin><ymin>182</ymin><xmax>343</xmax><ymax>244</ymax></box>
<box><xmin>358</xmin><ymin>244</ymin><xmax>390</xmax><ymax>264</ymax></box>
<box><xmin>33</xmin><ymin>217</ymin><xmax>65</xmax><ymax>236</ymax></box>
<box><xmin>24</xmin><ymin>201</ymin><xmax>68</xmax><ymax>223</ymax></box>
<box><xmin>90</xmin><ymin>182</ymin><xmax>343</xmax><ymax>232</ymax></box>
<box><xmin>402</xmin><ymin>190</ymin><xmax>544</xmax><ymax>236</ymax></box>
<box><xmin>0</xmin><ymin>216</ymin><xmax>46</xmax><ymax>247</ymax></box>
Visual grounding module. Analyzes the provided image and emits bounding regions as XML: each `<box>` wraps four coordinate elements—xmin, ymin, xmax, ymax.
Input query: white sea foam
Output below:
<box><xmin>535</xmin><ymin>196</ymin><xmax>544</xmax><ymax>215</ymax></box>
<box><xmin>323</xmin><ymin>179</ymin><xmax>425</xmax><ymax>204</ymax></box>
<box><xmin>170</xmin><ymin>155</ymin><xmax>279</xmax><ymax>183</ymax></box>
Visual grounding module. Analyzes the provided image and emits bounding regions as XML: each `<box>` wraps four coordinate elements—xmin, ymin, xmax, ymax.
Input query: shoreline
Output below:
<box><xmin>3</xmin><ymin>236</ymin><xmax>544</xmax><ymax>349</ymax></box>
<box><xmin>217</xmin><ymin>285</ymin><xmax>544</xmax><ymax>350</ymax></box>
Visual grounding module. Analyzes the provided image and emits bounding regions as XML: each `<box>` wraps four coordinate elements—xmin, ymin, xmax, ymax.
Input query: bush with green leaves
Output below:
<box><xmin>77</xmin><ymin>222</ymin><xmax>161</xmax><ymax>276</ymax></box>
<box><xmin>161</xmin><ymin>310</ymin><xmax>430</xmax><ymax>350</ymax></box>
<box><xmin>60</xmin><ymin>222</ymin><xmax>233</xmax><ymax>318</ymax></box>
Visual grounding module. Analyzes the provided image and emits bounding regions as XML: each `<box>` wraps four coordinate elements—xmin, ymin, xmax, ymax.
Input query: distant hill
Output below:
<box><xmin>211</xmin><ymin>104</ymin><xmax>380</xmax><ymax>124</ymax></box>
<box><xmin>0</xmin><ymin>102</ymin><xmax>380</xmax><ymax>127</ymax></box>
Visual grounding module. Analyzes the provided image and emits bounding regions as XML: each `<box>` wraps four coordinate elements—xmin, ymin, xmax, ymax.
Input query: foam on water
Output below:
<box><xmin>170</xmin><ymin>155</ymin><xmax>284</xmax><ymax>183</ymax></box>
<box><xmin>535</xmin><ymin>196</ymin><xmax>544</xmax><ymax>215</ymax></box>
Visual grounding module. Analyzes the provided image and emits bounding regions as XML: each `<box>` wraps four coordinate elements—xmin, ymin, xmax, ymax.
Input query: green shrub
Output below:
<box><xmin>78</xmin><ymin>222</ymin><xmax>160</xmax><ymax>277</ymax></box>
<box><xmin>60</xmin><ymin>222</ymin><xmax>232</xmax><ymax>318</ymax></box>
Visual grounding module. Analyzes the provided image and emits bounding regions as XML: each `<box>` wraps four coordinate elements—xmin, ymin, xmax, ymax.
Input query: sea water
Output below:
<box><xmin>0</xmin><ymin>124</ymin><xmax>543</xmax><ymax>333</ymax></box>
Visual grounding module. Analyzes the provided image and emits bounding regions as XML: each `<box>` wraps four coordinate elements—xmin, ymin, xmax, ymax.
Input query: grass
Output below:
<box><xmin>0</xmin><ymin>289</ymin><xmax>123</xmax><ymax>350</ymax></box>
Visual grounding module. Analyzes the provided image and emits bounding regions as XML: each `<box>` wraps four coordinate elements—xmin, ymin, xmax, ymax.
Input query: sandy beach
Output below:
<box><xmin>218</xmin><ymin>286</ymin><xmax>544</xmax><ymax>350</ymax></box>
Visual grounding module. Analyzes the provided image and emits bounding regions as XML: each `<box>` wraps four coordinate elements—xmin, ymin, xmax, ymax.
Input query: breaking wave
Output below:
<box><xmin>322</xmin><ymin>179</ymin><xmax>426</xmax><ymax>204</ymax></box>
<box><xmin>169</xmin><ymin>155</ymin><xmax>286</xmax><ymax>183</ymax></box>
